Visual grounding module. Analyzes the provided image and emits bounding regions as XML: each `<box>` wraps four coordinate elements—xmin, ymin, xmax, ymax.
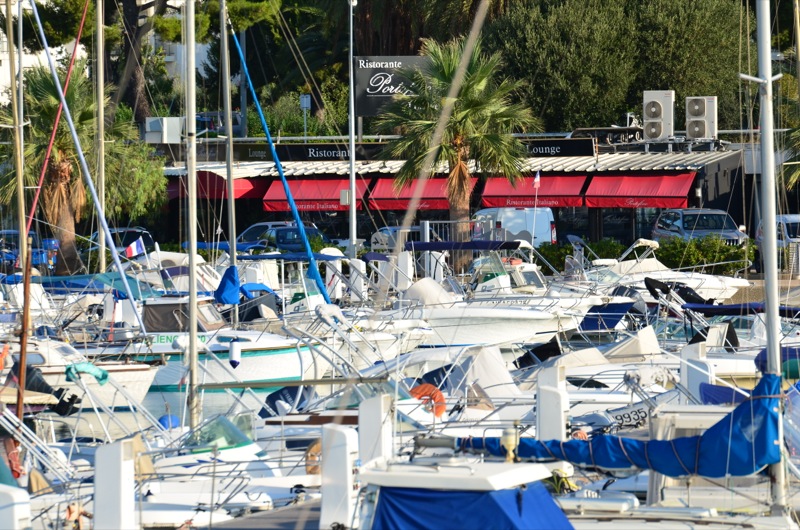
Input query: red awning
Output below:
<box><xmin>584</xmin><ymin>173</ymin><xmax>697</xmax><ymax>208</ymax></box>
<box><xmin>262</xmin><ymin>178</ymin><xmax>367</xmax><ymax>212</ymax></box>
<box><xmin>167</xmin><ymin>171</ymin><xmax>269</xmax><ymax>200</ymax></box>
<box><xmin>481</xmin><ymin>175</ymin><xmax>586</xmax><ymax>208</ymax></box>
<box><xmin>369</xmin><ymin>177</ymin><xmax>470</xmax><ymax>210</ymax></box>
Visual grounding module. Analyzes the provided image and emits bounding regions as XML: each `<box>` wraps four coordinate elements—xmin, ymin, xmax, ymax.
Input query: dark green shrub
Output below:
<box><xmin>654</xmin><ymin>236</ymin><xmax>753</xmax><ymax>276</ymax></box>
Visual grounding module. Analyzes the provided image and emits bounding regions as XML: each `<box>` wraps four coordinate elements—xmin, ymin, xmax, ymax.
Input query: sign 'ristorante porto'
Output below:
<box><xmin>354</xmin><ymin>56</ymin><xmax>430</xmax><ymax>117</ymax></box>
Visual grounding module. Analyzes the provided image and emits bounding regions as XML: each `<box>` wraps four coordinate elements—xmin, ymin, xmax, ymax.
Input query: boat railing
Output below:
<box><xmin>30</xmin><ymin>491</ymin><xmax>94</xmax><ymax>530</ymax></box>
<box><xmin>0</xmin><ymin>407</ymin><xmax>76</xmax><ymax>483</ymax></box>
<box><xmin>669</xmin><ymin>257</ymin><xmax>752</xmax><ymax>277</ymax></box>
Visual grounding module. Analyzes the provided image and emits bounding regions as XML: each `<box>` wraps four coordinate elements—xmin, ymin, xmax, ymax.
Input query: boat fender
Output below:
<box><xmin>410</xmin><ymin>383</ymin><xmax>447</xmax><ymax>418</ymax></box>
<box><xmin>229</xmin><ymin>340</ymin><xmax>242</xmax><ymax>369</ymax></box>
<box><xmin>304</xmin><ymin>438</ymin><xmax>322</xmax><ymax>474</ymax></box>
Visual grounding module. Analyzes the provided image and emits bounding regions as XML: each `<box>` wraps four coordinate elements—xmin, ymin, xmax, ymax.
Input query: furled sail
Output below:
<box><xmin>457</xmin><ymin>373</ymin><xmax>780</xmax><ymax>478</ymax></box>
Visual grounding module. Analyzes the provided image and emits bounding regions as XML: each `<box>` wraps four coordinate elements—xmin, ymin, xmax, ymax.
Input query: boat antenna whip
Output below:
<box><xmin>229</xmin><ymin>23</ymin><xmax>332</xmax><ymax>304</ymax></box>
<box><xmin>28</xmin><ymin>0</ymin><xmax>148</xmax><ymax>335</ymax></box>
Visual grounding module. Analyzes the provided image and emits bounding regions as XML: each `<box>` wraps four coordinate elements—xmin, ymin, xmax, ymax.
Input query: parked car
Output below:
<box><xmin>237</xmin><ymin>221</ymin><xmax>295</xmax><ymax>248</ymax></box>
<box><xmin>754</xmin><ymin>214</ymin><xmax>800</xmax><ymax>271</ymax></box>
<box><xmin>755</xmin><ymin>214</ymin><xmax>800</xmax><ymax>251</ymax></box>
<box><xmin>0</xmin><ymin>230</ymin><xmax>57</xmax><ymax>273</ymax></box>
<box><xmin>258</xmin><ymin>226</ymin><xmax>333</xmax><ymax>252</ymax></box>
<box><xmin>651</xmin><ymin>208</ymin><xmax>748</xmax><ymax>245</ymax></box>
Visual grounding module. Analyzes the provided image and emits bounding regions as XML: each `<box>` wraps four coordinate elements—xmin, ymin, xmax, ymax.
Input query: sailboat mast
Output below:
<box><xmin>6</xmin><ymin>0</ymin><xmax>25</xmax><ymax>271</ymax></box>
<box><xmin>347</xmin><ymin>0</ymin><xmax>357</xmax><ymax>259</ymax></box>
<box><xmin>184</xmin><ymin>0</ymin><xmax>201</xmax><ymax>429</ymax></box>
<box><xmin>752</xmin><ymin>0</ymin><xmax>787</xmax><ymax>513</ymax></box>
<box><xmin>97</xmin><ymin>0</ymin><xmax>106</xmax><ymax>272</ymax></box>
<box><xmin>220</xmin><ymin>0</ymin><xmax>238</xmax><ymax>326</ymax></box>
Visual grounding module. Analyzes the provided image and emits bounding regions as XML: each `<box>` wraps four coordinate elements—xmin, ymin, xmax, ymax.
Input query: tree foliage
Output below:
<box><xmin>484</xmin><ymin>0</ymin><xmax>636</xmax><ymax>132</ymax></box>
<box><xmin>484</xmin><ymin>0</ymin><xmax>748</xmax><ymax>132</ymax></box>
<box><xmin>631</xmin><ymin>0</ymin><xmax>746</xmax><ymax>131</ymax></box>
<box><xmin>0</xmin><ymin>62</ymin><xmax>165</xmax><ymax>274</ymax></box>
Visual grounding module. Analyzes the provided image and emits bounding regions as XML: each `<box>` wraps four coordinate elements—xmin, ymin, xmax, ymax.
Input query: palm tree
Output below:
<box><xmin>0</xmin><ymin>60</ymin><xmax>166</xmax><ymax>274</ymax></box>
<box><xmin>375</xmin><ymin>36</ymin><xmax>541</xmax><ymax>271</ymax></box>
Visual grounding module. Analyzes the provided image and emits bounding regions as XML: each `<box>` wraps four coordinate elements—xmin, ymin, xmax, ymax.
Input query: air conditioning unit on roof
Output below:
<box><xmin>642</xmin><ymin>90</ymin><xmax>675</xmax><ymax>141</ymax></box>
<box><xmin>685</xmin><ymin>96</ymin><xmax>718</xmax><ymax>140</ymax></box>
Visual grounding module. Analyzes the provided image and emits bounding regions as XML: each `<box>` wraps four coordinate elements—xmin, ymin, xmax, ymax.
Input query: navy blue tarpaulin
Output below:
<box><xmin>404</xmin><ymin>241</ymin><xmax>522</xmax><ymax>252</ymax></box>
<box><xmin>371</xmin><ymin>481</ymin><xmax>572</xmax><ymax>530</ymax></box>
<box><xmin>457</xmin><ymin>373</ymin><xmax>781</xmax><ymax>478</ymax></box>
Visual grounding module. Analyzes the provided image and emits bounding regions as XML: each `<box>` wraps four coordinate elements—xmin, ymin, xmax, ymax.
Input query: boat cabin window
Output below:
<box><xmin>11</xmin><ymin>353</ymin><xmax>46</xmax><ymax>366</ymax></box>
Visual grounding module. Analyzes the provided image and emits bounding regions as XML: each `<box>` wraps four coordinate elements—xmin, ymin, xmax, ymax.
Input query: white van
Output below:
<box><xmin>370</xmin><ymin>226</ymin><xmax>422</xmax><ymax>252</ymax></box>
<box><xmin>472</xmin><ymin>207</ymin><xmax>556</xmax><ymax>247</ymax></box>
<box><xmin>755</xmin><ymin>214</ymin><xmax>800</xmax><ymax>251</ymax></box>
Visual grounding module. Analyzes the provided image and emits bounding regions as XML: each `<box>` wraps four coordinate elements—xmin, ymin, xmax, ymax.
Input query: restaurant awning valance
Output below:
<box><xmin>167</xmin><ymin>171</ymin><xmax>269</xmax><ymax>200</ymax></box>
<box><xmin>481</xmin><ymin>175</ymin><xmax>587</xmax><ymax>208</ymax></box>
<box><xmin>584</xmin><ymin>172</ymin><xmax>697</xmax><ymax>208</ymax></box>
<box><xmin>262</xmin><ymin>178</ymin><xmax>367</xmax><ymax>212</ymax></box>
<box><xmin>369</xmin><ymin>177</ymin><xmax>472</xmax><ymax>210</ymax></box>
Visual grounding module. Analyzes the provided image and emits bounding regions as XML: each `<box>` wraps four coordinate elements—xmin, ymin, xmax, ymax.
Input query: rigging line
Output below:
<box><xmin>229</xmin><ymin>24</ymin><xmax>331</xmax><ymax>305</ymax></box>
<box><xmin>28</xmin><ymin>0</ymin><xmax>148</xmax><ymax>336</ymax></box>
<box><xmin>24</xmin><ymin>0</ymin><xmax>92</xmax><ymax>238</ymax></box>
<box><xmin>273</xmin><ymin>8</ymin><xmax>347</xmax><ymax>138</ymax></box>
<box><xmin>110</xmin><ymin>0</ymin><xmax>169</xmax><ymax>120</ymax></box>
<box><xmin>393</xmin><ymin>0</ymin><xmax>492</xmax><ymax>263</ymax></box>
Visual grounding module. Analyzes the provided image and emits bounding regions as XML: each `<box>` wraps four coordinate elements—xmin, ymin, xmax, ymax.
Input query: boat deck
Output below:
<box><xmin>199</xmin><ymin>500</ymin><xmax>321</xmax><ymax>530</ymax></box>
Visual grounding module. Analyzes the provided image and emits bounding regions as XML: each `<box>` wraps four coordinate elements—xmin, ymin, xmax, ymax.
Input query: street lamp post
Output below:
<box><xmin>348</xmin><ymin>0</ymin><xmax>357</xmax><ymax>258</ymax></box>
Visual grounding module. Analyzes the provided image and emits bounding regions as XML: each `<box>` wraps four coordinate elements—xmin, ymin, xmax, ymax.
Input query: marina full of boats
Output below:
<box><xmin>0</xmin><ymin>0</ymin><xmax>797</xmax><ymax>527</ymax></box>
<box><xmin>2</xmin><ymin>230</ymin><xmax>800</xmax><ymax>529</ymax></box>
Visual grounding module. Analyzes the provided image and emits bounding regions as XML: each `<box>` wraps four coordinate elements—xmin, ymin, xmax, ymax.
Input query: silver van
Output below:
<box><xmin>651</xmin><ymin>208</ymin><xmax>747</xmax><ymax>245</ymax></box>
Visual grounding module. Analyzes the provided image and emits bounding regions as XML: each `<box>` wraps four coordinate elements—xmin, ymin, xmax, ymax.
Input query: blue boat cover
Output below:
<box><xmin>214</xmin><ymin>266</ymin><xmax>241</xmax><ymax>305</ymax></box>
<box><xmin>371</xmin><ymin>481</ymin><xmax>572</xmax><ymax>530</ymax></box>
<box><xmin>404</xmin><ymin>240</ymin><xmax>521</xmax><ymax>252</ymax></box>
<box><xmin>457</xmin><ymin>373</ymin><xmax>780</xmax><ymax>478</ymax></box>
<box><xmin>699</xmin><ymin>382</ymin><xmax>749</xmax><ymax>405</ymax></box>
<box><xmin>362</xmin><ymin>251</ymin><xmax>390</xmax><ymax>262</ymax></box>
<box><xmin>238</xmin><ymin>252</ymin><xmax>340</xmax><ymax>261</ymax></box>
<box><xmin>578</xmin><ymin>302</ymin><xmax>634</xmax><ymax>332</ymax></box>
<box><xmin>240</xmin><ymin>282</ymin><xmax>276</xmax><ymax>300</ymax></box>
<box><xmin>754</xmin><ymin>347</ymin><xmax>800</xmax><ymax>373</ymax></box>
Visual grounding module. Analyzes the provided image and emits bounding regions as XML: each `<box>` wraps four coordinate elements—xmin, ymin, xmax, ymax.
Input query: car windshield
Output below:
<box><xmin>682</xmin><ymin>213</ymin><xmax>736</xmax><ymax>231</ymax></box>
<box><xmin>277</xmin><ymin>228</ymin><xmax>329</xmax><ymax>244</ymax></box>
<box><xmin>239</xmin><ymin>225</ymin><xmax>270</xmax><ymax>242</ymax></box>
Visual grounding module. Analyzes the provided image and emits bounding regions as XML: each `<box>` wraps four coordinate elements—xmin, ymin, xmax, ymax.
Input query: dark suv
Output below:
<box><xmin>261</xmin><ymin>226</ymin><xmax>332</xmax><ymax>252</ymax></box>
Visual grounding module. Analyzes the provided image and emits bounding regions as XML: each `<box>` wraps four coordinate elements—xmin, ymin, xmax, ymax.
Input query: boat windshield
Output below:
<box><xmin>584</xmin><ymin>267</ymin><xmax>622</xmax><ymax>284</ymax></box>
<box><xmin>324</xmin><ymin>381</ymin><xmax>413</xmax><ymax>410</ymax></box>
<box><xmin>179</xmin><ymin>415</ymin><xmax>252</xmax><ymax>451</ymax></box>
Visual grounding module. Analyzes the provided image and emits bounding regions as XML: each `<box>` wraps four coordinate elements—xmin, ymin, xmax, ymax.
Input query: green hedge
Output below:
<box><xmin>535</xmin><ymin>236</ymin><xmax>752</xmax><ymax>276</ymax></box>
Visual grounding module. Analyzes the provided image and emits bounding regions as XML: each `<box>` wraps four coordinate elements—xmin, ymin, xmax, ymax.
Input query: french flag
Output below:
<box><xmin>124</xmin><ymin>237</ymin><xmax>146</xmax><ymax>258</ymax></box>
<box><xmin>533</xmin><ymin>170</ymin><xmax>541</xmax><ymax>189</ymax></box>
